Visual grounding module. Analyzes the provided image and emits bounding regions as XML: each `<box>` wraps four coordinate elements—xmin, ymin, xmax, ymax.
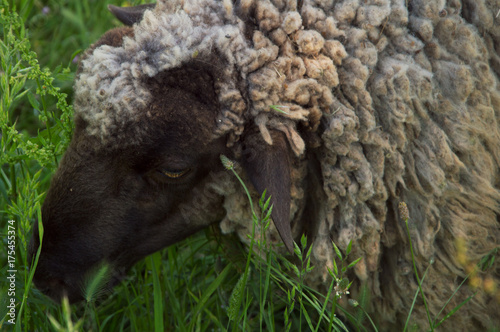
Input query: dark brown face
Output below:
<box><xmin>27</xmin><ymin>64</ymin><xmax>294</xmax><ymax>302</ymax></box>
<box><xmin>28</xmin><ymin>5</ymin><xmax>295</xmax><ymax>303</ymax></box>
<box><xmin>28</xmin><ymin>62</ymin><xmax>229</xmax><ymax>302</ymax></box>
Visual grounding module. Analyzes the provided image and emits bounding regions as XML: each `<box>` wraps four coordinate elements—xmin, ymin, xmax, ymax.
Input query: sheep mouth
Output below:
<box><xmin>32</xmin><ymin>275</ymin><xmax>83</xmax><ymax>304</ymax></box>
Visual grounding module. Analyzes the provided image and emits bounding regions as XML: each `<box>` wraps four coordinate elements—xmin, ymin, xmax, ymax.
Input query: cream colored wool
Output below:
<box><xmin>75</xmin><ymin>0</ymin><xmax>500</xmax><ymax>329</ymax></box>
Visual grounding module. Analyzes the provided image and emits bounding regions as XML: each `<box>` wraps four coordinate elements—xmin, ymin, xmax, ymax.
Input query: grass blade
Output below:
<box><xmin>150</xmin><ymin>253</ymin><xmax>164</xmax><ymax>332</ymax></box>
<box><xmin>434</xmin><ymin>293</ymin><xmax>476</xmax><ymax>328</ymax></box>
<box><xmin>191</xmin><ymin>263</ymin><xmax>232</xmax><ymax>320</ymax></box>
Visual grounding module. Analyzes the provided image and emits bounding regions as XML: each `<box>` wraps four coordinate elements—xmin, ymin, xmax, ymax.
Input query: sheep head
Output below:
<box><xmin>29</xmin><ymin>3</ymin><xmax>294</xmax><ymax>303</ymax></box>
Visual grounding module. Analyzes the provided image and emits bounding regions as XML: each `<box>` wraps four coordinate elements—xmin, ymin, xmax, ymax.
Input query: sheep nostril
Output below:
<box><xmin>33</xmin><ymin>276</ymin><xmax>67</xmax><ymax>297</ymax></box>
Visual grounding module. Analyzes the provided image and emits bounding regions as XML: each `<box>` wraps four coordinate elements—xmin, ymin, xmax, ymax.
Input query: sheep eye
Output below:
<box><xmin>160</xmin><ymin>168</ymin><xmax>190</xmax><ymax>179</ymax></box>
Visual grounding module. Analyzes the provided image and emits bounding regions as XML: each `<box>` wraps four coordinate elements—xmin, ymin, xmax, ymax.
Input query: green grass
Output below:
<box><xmin>1</xmin><ymin>1</ymin><xmax>498</xmax><ymax>331</ymax></box>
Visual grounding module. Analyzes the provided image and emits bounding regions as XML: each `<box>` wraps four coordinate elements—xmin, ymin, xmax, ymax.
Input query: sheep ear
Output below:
<box><xmin>108</xmin><ymin>4</ymin><xmax>156</xmax><ymax>26</ymax></box>
<box><xmin>242</xmin><ymin>130</ymin><xmax>294</xmax><ymax>253</ymax></box>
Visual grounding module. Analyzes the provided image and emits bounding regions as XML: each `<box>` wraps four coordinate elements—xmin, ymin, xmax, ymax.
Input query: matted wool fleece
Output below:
<box><xmin>74</xmin><ymin>0</ymin><xmax>500</xmax><ymax>329</ymax></box>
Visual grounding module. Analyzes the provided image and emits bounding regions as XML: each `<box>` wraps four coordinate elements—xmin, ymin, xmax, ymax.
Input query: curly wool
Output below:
<box><xmin>75</xmin><ymin>0</ymin><xmax>500</xmax><ymax>329</ymax></box>
<box><xmin>75</xmin><ymin>1</ymin><xmax>248</xmax><ymax>147</ymax></box>
<box><xmin>217</xmin><ymin>0</ymin><xmax>500</xmax><ymax>330</ymax></box>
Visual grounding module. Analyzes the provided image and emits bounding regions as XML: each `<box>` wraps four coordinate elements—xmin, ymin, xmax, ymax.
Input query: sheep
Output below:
<box><xmin>28</xmin><ymin>0</ymin><xmax>500</xmax><ymax>329</ymax></box>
